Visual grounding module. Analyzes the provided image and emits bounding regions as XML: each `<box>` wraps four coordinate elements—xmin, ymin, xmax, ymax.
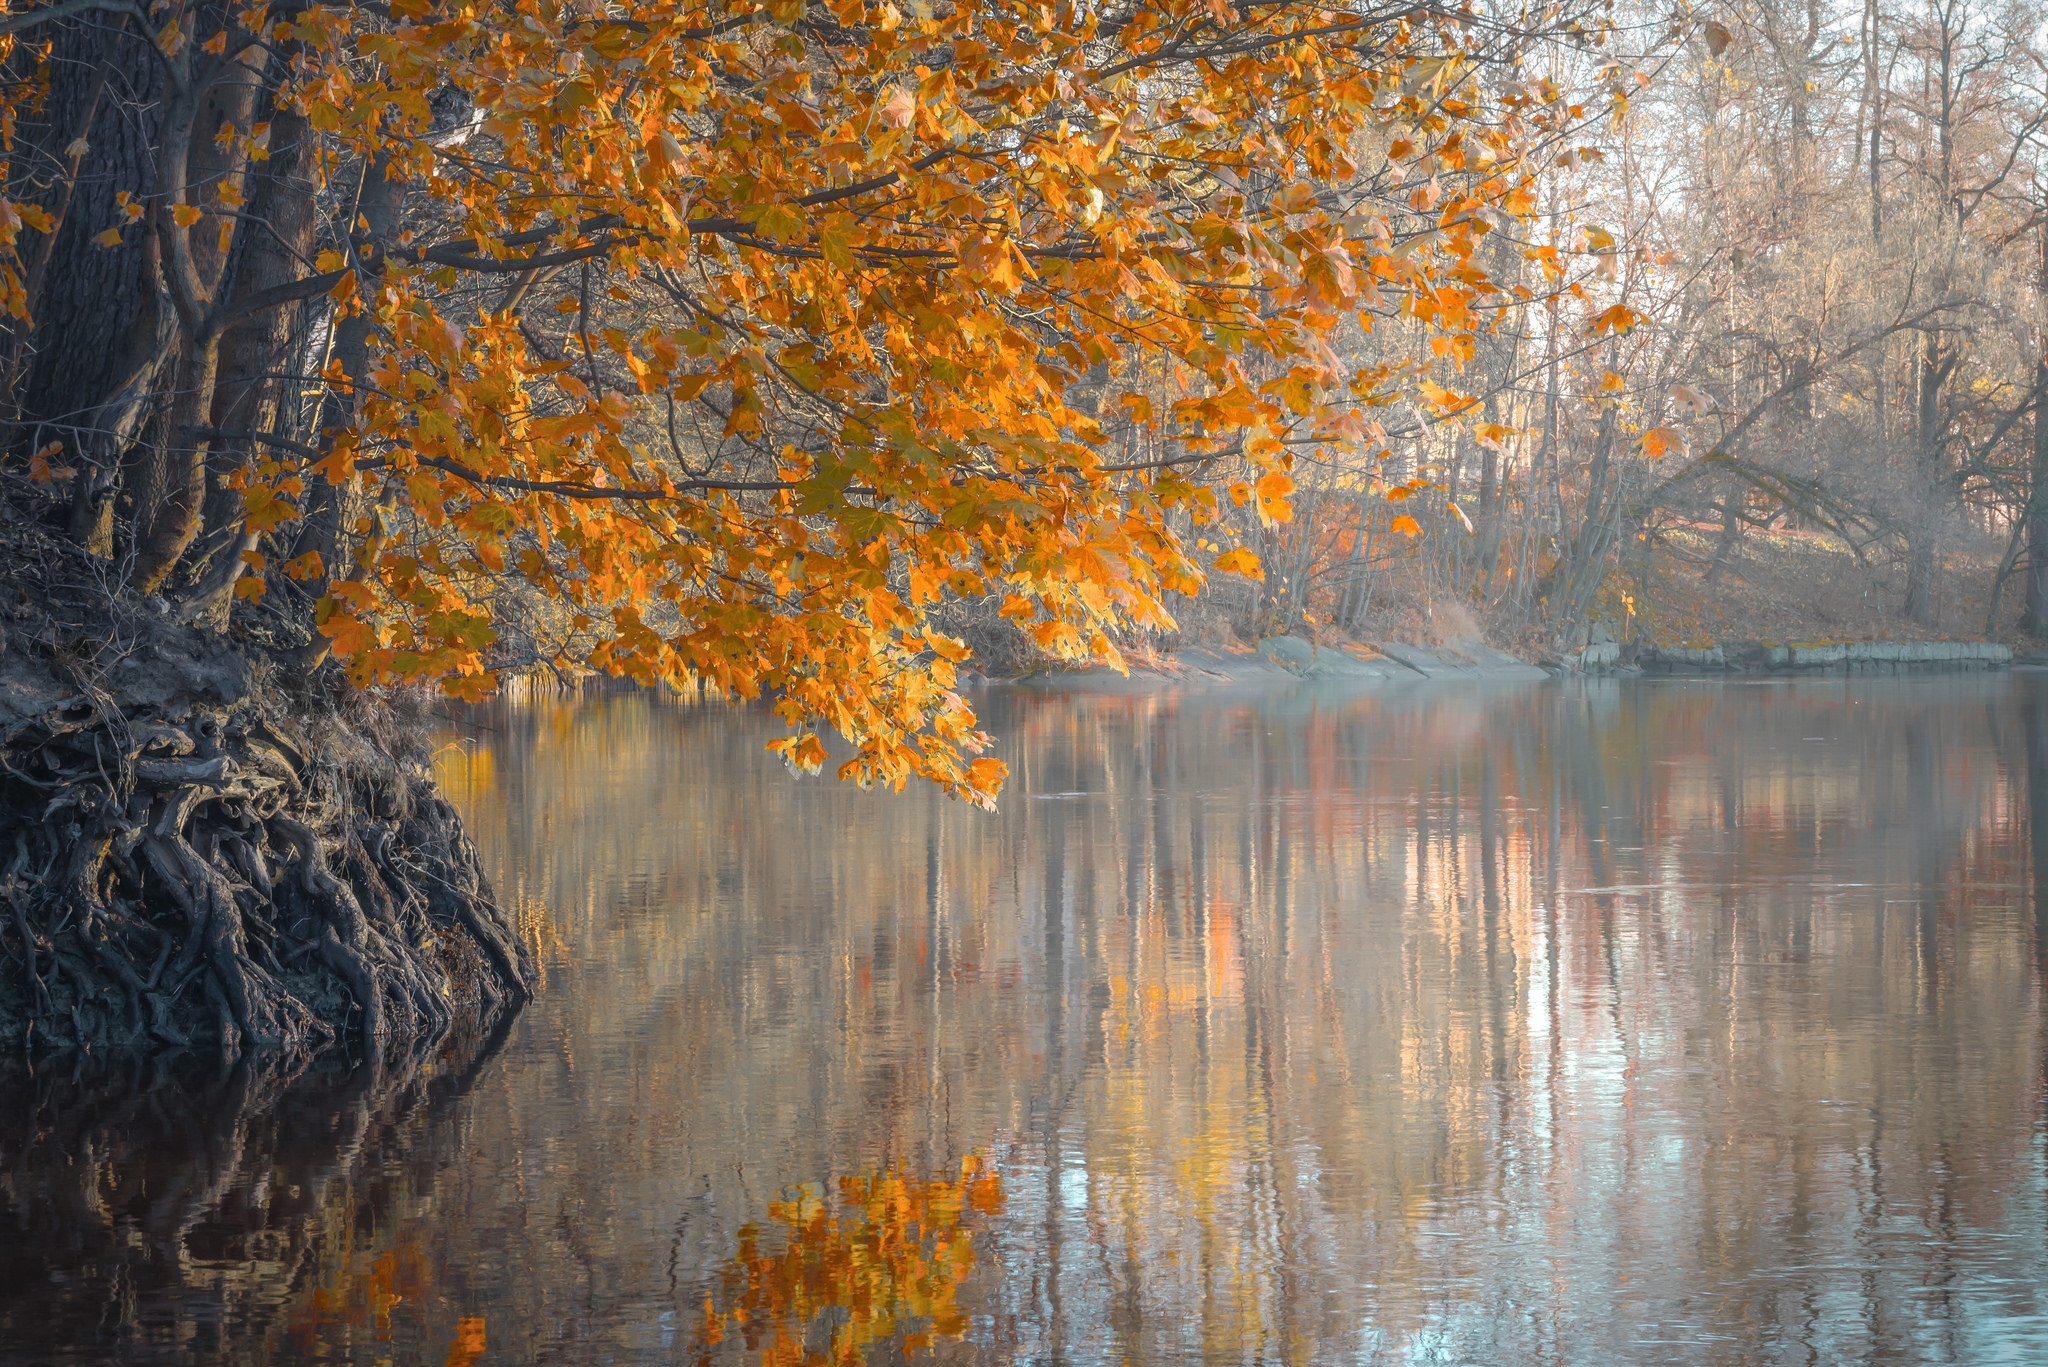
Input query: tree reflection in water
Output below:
<box><xmin>6</xmin><ymin>676</ymin><xmax>2048</xmax><ymax>1364</ymax></box>
<box><xmin>693</xmin><ymin>1156</ymin><xmax>1002</xmax><ymax>1365</ymax></box>
<box><xmin>0</xmin><ymin>1010</ymin><xmax>519</xmax><ymax>1365</ymax></box>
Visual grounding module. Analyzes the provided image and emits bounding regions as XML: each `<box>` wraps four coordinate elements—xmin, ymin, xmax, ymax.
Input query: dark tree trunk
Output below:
<box><xmin>1704</xmin><ymin>496</ymin><xmax>1743</xmax><ymax>586</ymax></box>
<box><xmin>5</xmin><ymin>22</ymin><xmax>178</xmax><ymax>554</ymax></box>
<box><xmin>6</xmin><ymin>23</ymin><xmax>167</xmax><ymax>439</ymax></box>
<box><xmin>1903</xmin><ymin>330</ymin><xmax>1954</xmax><ymax>625</ymax></box>
<box><xmin>183</xmin><ymin>97</ymin><xmax>321</xmax><ymax>622</ymax></box>
<box><xmin>0</xmin><ymin>9</ymin><xmax>531</xmax><ymax>1065</ymax></box>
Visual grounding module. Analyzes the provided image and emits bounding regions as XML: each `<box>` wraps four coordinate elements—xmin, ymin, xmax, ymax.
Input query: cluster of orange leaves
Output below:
<box><xmin>694</xmin><ymin>1154</ymin><xmax>1004</xmax><ymax>1365</ymax></box>
<box><xmin>34</xmin><ymin>0</ymin><xmax>1574</xmax><ymax>803</ymax></box>
<box><xmin>0</xmin><ymin>28</ymin><xmax>56</xmax><ymax>319</ymax></box>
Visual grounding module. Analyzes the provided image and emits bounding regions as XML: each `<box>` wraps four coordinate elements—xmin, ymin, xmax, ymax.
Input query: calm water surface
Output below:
<box><xmin>4</xmin><ymin>676</ymin><xmax>2048</xmax><ymax>1364</ymax></box>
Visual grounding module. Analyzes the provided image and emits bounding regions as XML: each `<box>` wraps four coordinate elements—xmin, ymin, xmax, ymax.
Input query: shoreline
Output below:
<box><xmin>1579</xmin><ymin>638</ymin><xmax>2015</xmax><ymax>675</ymax></box>
<box><xmin>987</xmin><ymin>634</ymin><xmax>2021</xmax><ymax>694</ymax></box>
<box><xmin>995</xmin><ymin>636</ymin><xmax>1549</xmax><ymax>693</ymax></box>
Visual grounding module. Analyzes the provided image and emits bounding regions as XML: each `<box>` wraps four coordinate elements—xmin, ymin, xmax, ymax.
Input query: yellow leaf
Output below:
<box><xmin>171</xmin><ymin>203</ymin><xmax>202</xmax><ymax>227</ymax></box>
<box><xmin>1212</xmin><ymin>547</ymin><xmax>1263</xmax><ymax>579</ymax></box>
<box><xmin>754</xmin><ymin>203</ymin><xmax>806</xmax><ymax>242</ymax></box>
<box><xmin>95</xmin><ymin>226</ymin><xmax>124</xmax><ymax>248</ymax></box>
<box><xmin>818</xmin><ymin>223</ymin><xmax>854</xmax><ymax>267</ymax></box>
<box><xmin>769</xmin><ymin>734</ymin><xmax>829</xmax><ymax>775</ymax></box>
<box><xmin>1389</xmin><ymin>514</ymin><xmax>1423</xmax><ymax>537</ymax></box>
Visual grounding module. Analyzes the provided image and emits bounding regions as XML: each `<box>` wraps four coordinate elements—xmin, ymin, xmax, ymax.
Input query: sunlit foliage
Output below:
<box><xmin>1</xmin><ymin>0</ymin><xmax>1615</xmax><ymax>800</ymax></box>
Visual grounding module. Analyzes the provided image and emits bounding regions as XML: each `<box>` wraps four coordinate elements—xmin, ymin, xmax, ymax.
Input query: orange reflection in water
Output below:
<box><xmin>445</xmin><ymin>1317</ymin><xmax>488</xmax><ymax>1367</ymax></box>
<box><xmin>288</xmin><ymin>1245</ymin><xmax>424</xmax><ymax>1355</ymax></box>
<box><xmin>696</xmin><ymin>1156</ymin><xmax>1004</xmax><ymax>1366</ymax></box>
<box><xmin>286</xmin><ymin>1244</ymin><xmax>490</xmax><ymax>1365</ymax></box>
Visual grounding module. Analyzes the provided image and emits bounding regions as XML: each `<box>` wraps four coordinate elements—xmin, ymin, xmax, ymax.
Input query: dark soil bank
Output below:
<box><xmin>0</xmin><ymin>532</ymin><xmax>531</xmax><ymax>1064</ymax></box>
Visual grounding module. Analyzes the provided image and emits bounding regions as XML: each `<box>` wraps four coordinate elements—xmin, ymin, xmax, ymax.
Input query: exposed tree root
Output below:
<box><xmin>1</xmin><ymin>530</ymin><xmax>532</xmax><ymax>1062</ymax></box>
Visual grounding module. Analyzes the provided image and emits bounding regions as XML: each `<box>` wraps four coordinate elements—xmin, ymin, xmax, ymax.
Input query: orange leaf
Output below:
<box><xmin>1212</xmin><ymin>547</ymin><xmax>1263</xmax><ymax>579</ymax></box>
<box><xmin>1254</xmin><ymin>470</ymin><xmax>1295</xmax><ymax>524</ymax></box>
<box><xmin>1592</xmin><ymin>304</ymin><xmax>1641</xmax><ymax>336</ymax></box>
<box><xmin>1638</xmin><ymin>426</ymin><xmax>1680</xmax><ymax>459</ymax></box>
<box><xmin>444</xmin><ymin>1316</ymin><xmax>488</xmax><ymax>1367</ymax></box>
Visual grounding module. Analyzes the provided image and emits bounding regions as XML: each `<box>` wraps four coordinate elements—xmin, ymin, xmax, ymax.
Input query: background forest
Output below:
<box><xmin>1179</xmin><ymin>0</ymin><xmax>2048</xmax><ymax>664</ymax></box>
<box><xmin>1162</xmin><ymin>0</ymin><xmax>2048</xmax><ymax>663</ymax></box>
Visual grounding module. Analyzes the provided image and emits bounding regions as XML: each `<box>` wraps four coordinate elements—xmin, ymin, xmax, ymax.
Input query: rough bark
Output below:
<box><xmin>182</xmin><ymin>96</ymin><xmax>321</xmax><ymax>623</ymax></box>
<box><xmin>5</xmin><ymin>21</ymin><xmax>169</xmax><ymax>443</ymax></box>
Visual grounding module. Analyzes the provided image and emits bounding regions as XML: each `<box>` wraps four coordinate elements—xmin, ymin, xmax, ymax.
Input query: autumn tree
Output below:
<box><xmin>0</xmin><ymin>0</ymin><xmax>1605</xmax><ymax>1054</ymax></box>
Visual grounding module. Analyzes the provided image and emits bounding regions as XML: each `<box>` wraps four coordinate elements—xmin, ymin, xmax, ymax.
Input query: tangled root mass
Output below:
<box><xmin>1</xmin><ymin>549</ymin><xmax>532</xmax><ymax>1062</ymax></box>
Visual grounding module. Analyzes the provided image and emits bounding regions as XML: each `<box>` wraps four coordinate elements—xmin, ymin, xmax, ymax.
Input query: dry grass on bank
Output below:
<box><xmin>1624</xmin><ymin>527</ymin><xmax>2044</xmax><ymax>651</ymax></box>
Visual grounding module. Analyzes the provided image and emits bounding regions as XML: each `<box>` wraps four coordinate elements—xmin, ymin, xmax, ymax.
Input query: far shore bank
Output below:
<box><xmin>983</xmin><ymin>634</ymin><xmax>2022</xmax><ymax>694</ymax></box>
<box><xmin>993</xmin><ymin>637</ymin><xmax>1550</xmax><ymax>693</ymax></box>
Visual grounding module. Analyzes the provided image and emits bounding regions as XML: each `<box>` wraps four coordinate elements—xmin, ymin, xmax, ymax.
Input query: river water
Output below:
<box><xmin>3</xmin><ymin>676</ymin><xmax>2047</xmax><ymax>1364</ymax></box>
